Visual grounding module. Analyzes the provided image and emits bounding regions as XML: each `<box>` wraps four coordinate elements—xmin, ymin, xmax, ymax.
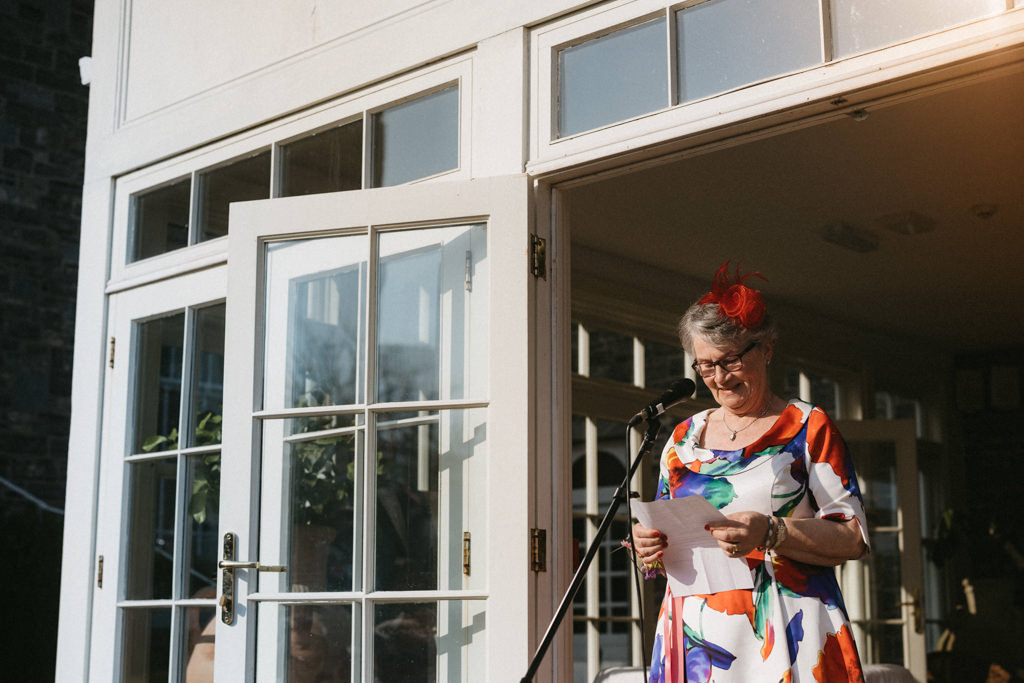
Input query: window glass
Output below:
<box><xmin>280</xmin><ymin>121</ymin><xmax>363</xmax><ymax>197</ymax></box>
<box><xmin>586</xmin><ymin>328</ymin><xmax>634</xmax><ymax>385</ymax></box>
<box><xmin>831</xmin><ymin>0</ymin><xmax>1004</xmax><ymax>58</ymax></box>
<box><xmin>676</xmin><ymin>0</ymin><xmax>821</xmax><ymax>103</ymax></box>
<box><xmin>133</xmin><ymin>313</ymin><xmax>185</xmax><ymax>453</ymax></box>
<box><xmin>263</xmin><ymin>235</ymin><xmax>369</xmax><ymax>410</ymax></box>
<box><xmin>196</xmin><ymin>151</ymin><xmax>270</xmax><ymax>242</ymax></box>
<box><xmin>125</xmin><ymin>458</ymin><xmax>177</xmax><ymax>600</ymax></box>
<box><xmin>558</xmin><ymin>18</ymin><xmax>668</xmax><ymax>137</ymax></box>
<box><xmin>122</xmin><ymin>608</ymin><xmax>172</xmax><ymax>680</ymax></box>
<box><xmin>376</xmin><ymin>223</ymin><xmax>487</xmax><ymax>403</ymax></box>
<box><xmin>372</xmin><ymin>86</ymin><xmax>459</xmax><ymax>187</ymax></box>
<box><xmin>644</xmin><ymin>338</ymin><xmax>686</xmax><ymax>390</ymax></box>
<box><xmin>131</xmin><ymin>177</ymin><xmax>191</xmax><ymax>262</ymax></box>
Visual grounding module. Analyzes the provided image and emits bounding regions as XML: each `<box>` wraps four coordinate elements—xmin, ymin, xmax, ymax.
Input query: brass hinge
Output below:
<box><xmin>97</xmin><ymin>555</ymin><xmax>103</xmax><ymax>588</ymax></box>
<box><xmin>463</xmin><ymin>531</ymin><xmax>471</xmax><ymax>576</ymax></box>
<box><xmin>530</xmin><ymin>528</ymin><xmax>547</xmax><ymax>573</ymax></box>
<box><xmin>108</xmin><ymin>337</ymin><xmax>115</xmax><ymax>369</ymax></box>
<box><xmin>530</xmin><ymin>234</ymin><xmax>547</xmax><ymax>280</ymax></box>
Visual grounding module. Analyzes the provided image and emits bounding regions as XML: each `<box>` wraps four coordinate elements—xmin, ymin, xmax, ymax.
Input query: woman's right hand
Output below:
<box><xmin>631</xmin><ymin>522</ymin><xmax>668</xmax><ymax>563</ymax></box>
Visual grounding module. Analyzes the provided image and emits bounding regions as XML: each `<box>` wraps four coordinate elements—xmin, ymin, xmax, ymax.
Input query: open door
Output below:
<box><xmin>838</xmin><ymin>419</ymin><xmax>926</xmax><ymax>681</ymax></box>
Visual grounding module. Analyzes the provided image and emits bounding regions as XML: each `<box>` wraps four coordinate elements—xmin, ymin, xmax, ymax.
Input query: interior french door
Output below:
<box><xmin>213</xmin><ymin>176</ymin><xmax>535</xmax><ymax>682</ymax></box>
<box><xmin>837</xmin><ymin>419</ymin><xmax>927</xmax><ymax>681</ymax></box>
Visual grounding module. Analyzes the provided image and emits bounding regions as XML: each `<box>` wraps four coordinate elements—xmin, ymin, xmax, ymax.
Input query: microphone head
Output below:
<box><xmin>663</xmin><ymin>378</ymin><xmax>696</xmax><ymax>405</ymax></box>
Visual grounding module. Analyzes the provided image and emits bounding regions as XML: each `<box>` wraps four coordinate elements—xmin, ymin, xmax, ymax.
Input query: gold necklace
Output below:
<box><xmin>721</xmin><ymin>400</ymin><xmax>772</xmax><ymax>441</ymax></box>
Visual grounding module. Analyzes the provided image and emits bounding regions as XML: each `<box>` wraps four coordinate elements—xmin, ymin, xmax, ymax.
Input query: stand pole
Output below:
<box><xmin>520</xmin><ymin>420</ymin><xmax>661</xmax><ymax>683</ymax></box>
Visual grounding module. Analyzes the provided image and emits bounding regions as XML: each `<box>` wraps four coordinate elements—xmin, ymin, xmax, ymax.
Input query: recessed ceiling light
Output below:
<box><xmin>878</xmin><ymin>211</ymin><xmax>935</xmax><ymax>236</ymax></box>
<box><xmin>821</xmin><ymin>221</ymin><xmax>879</xmax><ymax>253</ymax></box>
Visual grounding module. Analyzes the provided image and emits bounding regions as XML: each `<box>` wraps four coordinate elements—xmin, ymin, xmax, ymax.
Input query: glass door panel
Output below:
<box><xmin>223</xmin><ymin>176</ymin><xmax>531</xmax><ymax>683</ymax></box>
<box><xmin>90</xmin><ymin>266</ymin><xmax>227</xmax><ymax>683</ymax></box>
<box><xmin>837</xmin><ymin>419</ymin><xmax>926</xmax><ymax>681</ymax></box>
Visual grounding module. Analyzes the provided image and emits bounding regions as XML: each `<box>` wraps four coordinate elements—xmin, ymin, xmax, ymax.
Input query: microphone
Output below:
<box><xmin>627</xmin><ymin>378</ymin><xmax>696</xmax><ymax>428</ymax></box>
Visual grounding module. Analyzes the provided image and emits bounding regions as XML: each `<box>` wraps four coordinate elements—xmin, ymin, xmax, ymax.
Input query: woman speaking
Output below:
<box><xmin>630</xmin><ymin>263</ymin><xmax>869</xmax><ymax>683</ymax></box>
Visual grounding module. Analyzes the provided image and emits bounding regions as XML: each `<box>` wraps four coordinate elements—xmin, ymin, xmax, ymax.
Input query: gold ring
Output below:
<box><xmin>731</xmin><ymin>544</ymin><xmax>739</xmax><ymax>554</ymax></box>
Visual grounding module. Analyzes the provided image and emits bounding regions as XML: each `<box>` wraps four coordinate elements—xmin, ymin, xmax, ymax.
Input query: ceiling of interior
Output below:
<box><xmin>568</xmin><ymin>67</ymin><xmax>1024</xmax><ymax>353</ymax></box>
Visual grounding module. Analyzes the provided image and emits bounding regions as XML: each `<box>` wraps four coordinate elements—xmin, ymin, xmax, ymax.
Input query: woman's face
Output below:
<box><xmin>692</xmin><ymin>335</ymin><xmax>772</xmax><ymax>414</ymax></box>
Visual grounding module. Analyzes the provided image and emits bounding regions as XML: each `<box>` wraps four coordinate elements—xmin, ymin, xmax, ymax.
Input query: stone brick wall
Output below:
<box><xmin>1</xmin><ymin>0</ymin><xmax>92</xmax><ymax>679</ymax></box>
<box><xmin>1</xmin><ymin>0</ymin><xmax>92</xmax><ymax>512</ymax></box>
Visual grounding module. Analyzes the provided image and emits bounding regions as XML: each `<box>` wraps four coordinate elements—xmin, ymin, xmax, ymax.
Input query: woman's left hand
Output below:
<box><xmin>706</xmin><ymin>511</ymin><xmax>771</xmax><ymax>557</ymax></box>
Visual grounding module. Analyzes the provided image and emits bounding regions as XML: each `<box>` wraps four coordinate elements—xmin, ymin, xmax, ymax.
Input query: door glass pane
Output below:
<box><xmin>831</xmin><ymin>0</ymin><xmax>1005</xmax><ymax>58</ymax></box>
<box><xmin>558</xmin><ymin>18</ymin><xmax>668</xmax><ymax>137</ymax></box>
<box><xmin>260</xmin><ymin>415</ymin><xmax>362</xmax><ymax>593</ymax></box>
<box><xmin>263</xmin><ymin>235</ymin><xmax>368</xmax><ymax>410</ymax></box>
<box><xmin>134</xmin><ymin>313</ymin><xmax>185</xmax><ymax>453</ymax></box>
<box><xmin>256</xmin><ymin>603</ymin><xmax>355</xmax><ymax>683</ymax></box>
<box><xmin>586</xmin><ymin>328</ymin><xmax>633</xmax><ymax>384</ymax></box>
<box><xmin>191</xmin><ymin>304</ymin><xmax>225</xmax><ymax>445</ymax></box>
<box><xmin>371</xmin><ymin>86</ymin><xmax>459</xmax><ymax>188</ymax></box>
<box><xmin>197</xmin><ymin>151</ymin><xmax>271</xmax><ymax>242</ymax></box>
<box><xmin>676</xmin><ymin>0</ymin><xmax>821</xmax><ymax>103</ymax></box>
<box><xmin>373</xmin><ymin>601</ymin><xmax>486</xmax><ymax>683</ymax></box>
<box><xmin>182</xmin><ymin>603</ymin><xmax>217</xmax><ymax>681</ymax></box>
<box><xmin>376</xmin><ymin>223</ymin><xmax>487</xmax><ymax>403</ymax></box>
<box><xmin>122</xmin><ymin>607</ymin><xmax>172</xmax><ymax>682</ymax></box>
<box><xmin>281</xmin><ymin>121</ymin><xmax>363</xmax><ymax>197</ymax></box>
<box><xmin>644</xmin><ymin>339</ymin><xmax>686</xmax><ymax>390</ymax></box>
<box><xmin>185</xmin><ymin>451</ymin><xmax>220</xmax><ymax>597</ymax></box>
<box><xmin>125</xmin><ymin>458</ymin><xmax>177</xmax><ymax>600</ymax></box>
<box><xmin>131</xmin><ymin>177</ymin><xmax>192</xmax><ymax>262</ymax></box>
<box><xmin>375</xmin><ymin>409</ymin><xmax>487</xmax><ymax>592</ymax></box>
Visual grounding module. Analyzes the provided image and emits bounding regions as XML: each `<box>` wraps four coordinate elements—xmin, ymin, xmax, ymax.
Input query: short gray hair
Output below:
<box><xmin>677</xmin><ymin>301</ymin><xmax>778</xmax><ymax>355</ymax></box>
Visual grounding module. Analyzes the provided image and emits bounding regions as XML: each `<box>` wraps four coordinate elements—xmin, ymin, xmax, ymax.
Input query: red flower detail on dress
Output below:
<box><xmin>812</xmin><ymin>624</ymin><xmax>864</xmax><ymax>683</ymax></box>
<box><xmin>698</xmin><ymin>262</ymin><xmax>768</xmax><ymax>329</ymax></box>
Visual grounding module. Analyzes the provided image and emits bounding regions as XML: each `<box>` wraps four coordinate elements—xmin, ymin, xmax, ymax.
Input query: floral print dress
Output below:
<box><xmin>648</xmin><ymin>400</ymin><xmax>869</xmax><ymax>683</ymax></box>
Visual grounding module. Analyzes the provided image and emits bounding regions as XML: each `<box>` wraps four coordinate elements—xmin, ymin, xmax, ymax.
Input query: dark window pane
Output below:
<box><xmin>134</xmin><ymin>313</ymin><xmax>185</xmax><ymax>454</ymax></box>
<box><xmin>644</xmin><ymin>339</ymin><xmax>686</xmax><ymax>390</ymax></box>
<box><xmin>558</xmin><ymin>18</ymin><xmax>667</xmax><ymax>137</ymax></box>
<box><xmin>131</xmin><ymin>177</ymin><xmax>191</xmax><ymax>262</ymax></box>
<box><xmin>281</xmin><ymin>121</ymin><xmax>363</xmax><ymax>197</ymax></box>
<box><xmin>197</xmin><ymin>151</ymin><xmax>270</xmax><ymax>242</ymax></box>
<box><xmin>125</xmin><ymin>458</ymin><xmax>177</xmax><ymax>600</ymax></box>
<box><xmin>185</xmin><ymin>451</ymin><xmax>220</xmax><ymax>597</ymax></box>
<box><xmin>191</xmin><ymin>304</ymin><xmax>225</xmax><ymax>447</ymax></box>
<box><xmin>372</xmin><ymin>86</ymin><xmax>459</xmax><ymax>187</ymax></box>
<box><xmin>588</xmin><ymin>328</ymin><xmax>634</xmax><ymax>384</ymax></box>
<box><xmin>122</xmin><ymin>607</ymin><xmax>172</xmax><ymax>682</ymax></box>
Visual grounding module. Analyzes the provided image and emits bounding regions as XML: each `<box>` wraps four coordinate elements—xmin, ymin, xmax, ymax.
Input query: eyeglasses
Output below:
<box><xmin>691</xmin><ymin>342</ymin><xmax>757</xmax><ymax>378</ymax></box>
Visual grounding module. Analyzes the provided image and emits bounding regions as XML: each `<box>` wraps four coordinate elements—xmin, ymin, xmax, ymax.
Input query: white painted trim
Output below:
<box><xmin>529</xmin><ymin>6</ymin><xmax>1024</xmax><ymax>177</ymax></box>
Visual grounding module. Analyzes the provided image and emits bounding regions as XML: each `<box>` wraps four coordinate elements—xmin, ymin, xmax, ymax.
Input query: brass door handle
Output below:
<box><xmin>219</xmin><ymin>533</ymin><xmax>287</xmax><ymax>625</ymax></box>
<box><xmin>896</xmin><ymin>587</ymin><xmax>924</xmax><ymax>634</ymax></box>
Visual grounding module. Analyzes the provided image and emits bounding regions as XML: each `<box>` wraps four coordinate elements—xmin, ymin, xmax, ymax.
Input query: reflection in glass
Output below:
<box><xmin>831</xmin><ymin>0</ymin><xmax>1003</xmax><ymax>59</ymax></box>
<box><xmin>376</xmin><ymin>413</ymin><xmax>440</xmax><ymax>591</ymax></box>
<box><xmin>182</xmin><ymin>603</ymin><xmax>217</xmax><ymax>681</ymax></box>
<box><xmin>264</xmin><ymin>235</ymin><xmax>368</xmax><ymax>410</ymax></box>
<box><xmin>196</xmin><ymin>151</ymin><xmax>270</xmax><ymax>242</ymax></box>
<box><xmin>134</xmin><ymin>313</ymin><xmax>185</xmax><ymax>454</ymax></box>
<box><xmin>191</xmin><ymin>304</ymin><xmax>225</xmax><ymax>447</ymax></box>
<box><xmin>186</xmin><ymin>451</ymin><xmax>220</xmax><ymax>597</ymax></box>
<box><xmin>258</xmin><ymin>603</ymin><xmax>354</xmax><ymax>683</ymax></box>
<box><xmin>123</xmin><ymin>607</ymin><xmax>172</xmax><ymax>682</ymax></box>
<box><xmin>848</xmin><ymin>440</ymin><xmax>898</xmax><ymax>528</ymax></box>
<box><xmin>676</xmin><ymin>0</ymin><xmax>820</xmax><ymax>103</ymax></box>
<box><xmin>377</xmin><ymin>224</ymin><xmax>487</xmax><ymax>403</ymax></box>
<box><xmin>281</xmin><ymin>121</ymin><xmax>363</xmax><ymax>197</ymax></box>
<box><xmin>558</xmin><ymin>18</ymin><xmax>667</xmax><ymax>137</ymax></box>
<box><xmin>287</xmin><ymin>418</ymin><xmax>358</xmax><ymax>592</ymax></box>
<box><xmin>125</xmin><ymin>458</ymin><xmax>177</xmax><ymax>600</ymax></box>
<box><xmin>130</xmin><ymin>177</ymin><xmax>192</xmax><ymax>262</ymax></box>
<box><xmin>372</xmin><ymin>86</ymin><xmax>459</xmax><ymax>187</ymax></box>
<box><xmin>374</xmin><ymin>603</ymin><xmax>436</xmax><ymax>683</ymax></box>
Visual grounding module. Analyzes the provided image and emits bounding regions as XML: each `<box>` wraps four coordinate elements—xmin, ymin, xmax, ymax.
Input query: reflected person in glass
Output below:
<box><xmin>628</xmin><ymin>263</ymin><xmax>869</xmax><ymax>683</ymax></box>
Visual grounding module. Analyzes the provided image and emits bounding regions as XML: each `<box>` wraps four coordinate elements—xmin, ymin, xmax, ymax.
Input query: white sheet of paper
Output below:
<box><xmin>632</xmin><ymin>496</ymin><xmax>754</xmax><ymax>596</ymax></box>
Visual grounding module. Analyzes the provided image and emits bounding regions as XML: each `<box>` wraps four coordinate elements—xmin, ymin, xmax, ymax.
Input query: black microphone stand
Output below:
<box><xmin>520</xmin><ymin>418</ymin><xmax>662</xmax><ymax>683</ymax></box>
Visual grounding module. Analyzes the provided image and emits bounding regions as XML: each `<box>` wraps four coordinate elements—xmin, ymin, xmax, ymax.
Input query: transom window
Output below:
<box><xmin>550</xmin><ymin>0</ymin><xmax>1007</xmax><ymax>138</ymax></box>
<box><xmin>126</xmin><ymin>85</ymin><xmax>460</xmax><ymax>264</ymax></box>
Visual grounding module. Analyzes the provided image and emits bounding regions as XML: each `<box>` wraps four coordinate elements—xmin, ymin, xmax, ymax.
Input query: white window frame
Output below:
<box><xmin>107</xmin><ymin>54</ymin><xmax>474</xmax><ymax>290</ymax></box>
<box><xmin>528</xmin><ymin>0</ymin><xmax>1024</xmax><ymax>175</ymax></box>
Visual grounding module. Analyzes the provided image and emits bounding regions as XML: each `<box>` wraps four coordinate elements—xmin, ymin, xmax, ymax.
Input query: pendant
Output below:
<box><xmin>729</xmin><ymin>432</ymin><xmax>736</xmax><ymax>441</ymax></box>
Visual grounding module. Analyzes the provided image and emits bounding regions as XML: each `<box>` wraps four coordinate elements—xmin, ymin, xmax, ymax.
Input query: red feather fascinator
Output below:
<box><xmin>698</xmin><ymin>262</ymin><xmax>768</xmax><ymax>329</ymax></box>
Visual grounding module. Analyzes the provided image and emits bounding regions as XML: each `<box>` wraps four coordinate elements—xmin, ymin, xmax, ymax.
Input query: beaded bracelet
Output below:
<box><xmin>759</xmin><ymin>516</ymin><xmax>789</xmax><ymax>552</ymax></box>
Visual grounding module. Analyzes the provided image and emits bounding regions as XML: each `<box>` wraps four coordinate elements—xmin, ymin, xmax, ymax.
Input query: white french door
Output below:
<box><xmin>837</xmin><ymin>419</ymin><xmax>927</xmax><ymax>682</ymax></box>
<box><xmin>212</xmin><ymin>176</ymin><xmax>536</xmax><ymax>682</ymax></box>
